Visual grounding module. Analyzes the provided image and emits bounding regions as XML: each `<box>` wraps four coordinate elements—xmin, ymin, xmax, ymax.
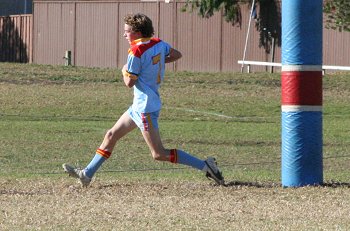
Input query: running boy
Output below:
<box><xmin>62</xmin><ymin>13</ymin><xmax>224</xmax><ymax>186</ymax></box>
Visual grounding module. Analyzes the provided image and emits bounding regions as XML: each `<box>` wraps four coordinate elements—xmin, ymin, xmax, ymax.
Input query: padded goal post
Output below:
<box><xmin>281</xmin><ymin>0</ymin><xmax>323</xmax><ymax>187</ymax></box>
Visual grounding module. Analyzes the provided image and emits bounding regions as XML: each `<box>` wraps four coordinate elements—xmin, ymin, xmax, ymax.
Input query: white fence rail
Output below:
<box><xmin>238</xmin><ymin>60</ymin><xmax>350</xmax><ymax>74</ymax></box>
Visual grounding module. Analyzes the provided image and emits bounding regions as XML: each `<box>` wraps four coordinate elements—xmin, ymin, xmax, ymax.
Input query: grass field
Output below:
<box><xmin>1</xmin><ymin>62</ymin><xmax>350</xmax><ymax>230</ymax></box>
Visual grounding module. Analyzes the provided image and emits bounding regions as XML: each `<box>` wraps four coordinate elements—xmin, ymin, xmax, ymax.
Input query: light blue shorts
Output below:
<box><xmin>127</xmin><ymin>106</ymin><xmax>160</xmax><ymax>131</ymax></box>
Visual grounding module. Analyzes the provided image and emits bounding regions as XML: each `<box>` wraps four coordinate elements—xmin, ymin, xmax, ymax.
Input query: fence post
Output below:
<box><xmin>64</xmin><ymin>50</ymin><xmax>72</xmax><ymax>66</ymax></box>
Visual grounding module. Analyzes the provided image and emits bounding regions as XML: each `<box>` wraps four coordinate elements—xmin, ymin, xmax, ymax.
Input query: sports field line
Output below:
<box><xmin>164</xmin><ymin>107</ymin><xmax>350</xmax><ymax>121</ymax></box>
<box><xmin>164</xmin><ymin>106</ymin><xmax>234</xmax><ymax>118</ymax></box>
<box><xmin>163</xmin><ymin>106</ymin><xmax>277</xmax><ymax>121</ymax></box>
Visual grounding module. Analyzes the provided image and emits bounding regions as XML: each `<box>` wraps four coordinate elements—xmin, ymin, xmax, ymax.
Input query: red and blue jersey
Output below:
<box><xmin>124</xmin><ymin>37</ymin><xmax>171</xmax><ymax>113</ymax></box>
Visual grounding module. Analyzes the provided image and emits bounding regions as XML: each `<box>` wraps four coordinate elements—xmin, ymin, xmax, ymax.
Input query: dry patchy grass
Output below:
<box><xmin>1</xmin><ymin>178</ymin><xmax>350</xmax><ymax>230</ymax></box>
<box><xmin>1</xmin><ymin>64</ymin><xmax>350</xmax><ymax>230</ymax></box>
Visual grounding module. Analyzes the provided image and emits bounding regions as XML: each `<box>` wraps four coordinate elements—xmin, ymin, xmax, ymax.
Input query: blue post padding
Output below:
<box><xmin>282</xmin><ymin>0</ymin><xmax>323</xmax><ymax>65</ymax></box>
<box><xmin>281</xmin><ymin>111</ymin><xmax>323</xmax><ymax>186</ymax></box>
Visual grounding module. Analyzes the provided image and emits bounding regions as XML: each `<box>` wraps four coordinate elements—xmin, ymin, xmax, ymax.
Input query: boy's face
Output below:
<box><xmin>123</xmin><ymin>24</ymin><xmax>142</xmax><ymax>44</ymax></box>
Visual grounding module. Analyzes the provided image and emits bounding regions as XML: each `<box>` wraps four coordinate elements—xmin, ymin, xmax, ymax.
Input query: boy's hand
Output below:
<box><xmin>122</xmin><ymin>64</ymin><xmax>128</xmax><ymax>73</ymax></box>
<box><xmin>165</xmin><ymin>48</ymin><xmax>182</xmax><ymax>63</ymax></box>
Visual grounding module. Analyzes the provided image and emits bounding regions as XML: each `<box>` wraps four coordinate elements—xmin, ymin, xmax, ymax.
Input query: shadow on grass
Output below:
<box><xmin>225</xmin><ymin>180</ymin><xmax>280</xmax><ymax>188</ymax></box>
<box><xmin>224</xmin><ymin>180</ymin><xmax>350</xmax><ymax>188</ymax></box>
<box><xmin>321</xmin><ymin>181</ymin><xmax>350</xmax><ymax>188</ymax></box>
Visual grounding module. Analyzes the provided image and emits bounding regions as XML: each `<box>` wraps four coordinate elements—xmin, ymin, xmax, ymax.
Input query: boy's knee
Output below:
<box><xmin>105</xmin><ymin>129</ymin><xmax>114</xmax><ymax>140</ymax></box>
<box><xmin>103</xmin><ymin>129</ymin><xmax>118</xmax><ymax>147</ymax></box>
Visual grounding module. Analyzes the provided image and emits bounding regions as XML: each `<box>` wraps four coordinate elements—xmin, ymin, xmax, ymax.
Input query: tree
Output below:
<box><xmin>324</xmin><ymin>0</ymin><xmax>350</xmax><ymax>32</ymax></box>
<box><xmin>182</xmin><ymin>0</ymin><xmax>350</xmax><ymax>53</ymax></box>
<box><xmin>182</xmin><ymin>0</ymin><xmax>281</xmax><ymax>53</ymax></box>
<box><xmin>182</xmin><ymin>0</ymin><xmax>244</xmax><ymax>26</ymax></box>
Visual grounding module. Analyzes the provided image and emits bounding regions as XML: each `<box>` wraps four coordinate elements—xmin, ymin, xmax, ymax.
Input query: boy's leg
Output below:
<box><xmin>141</xmin><ymin>127</ymin><xmax>205</xmax><ymax>170</ymax></box>
<box><xmin>63</xmin><ymin>111</ymin><xmax>137</xmax><ymax>185</ymax></box>
<box><xmin>141</xmin><ymin>127</ymin><xmax>224</xmax><ymax>185</ymax></box>
<box><xmin>85</xmin><ymin>111</ymin><xmax>137</xmax><ymax>177</ymax></box>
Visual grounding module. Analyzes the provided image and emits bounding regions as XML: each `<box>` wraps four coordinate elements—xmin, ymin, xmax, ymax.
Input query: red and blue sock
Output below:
<box><xmin>169</xmin><ymin>149</ymin><xmax>205</xmax><ymax>170</ymax></box>
<box><xmin>84</xmin><ymin>148</ymin><xmax>111</xmax><ymax>178</ymax></box>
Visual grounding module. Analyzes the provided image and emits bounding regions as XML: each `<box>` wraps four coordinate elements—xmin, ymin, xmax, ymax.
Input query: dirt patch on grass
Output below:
<box><xmin>1</xmin><ymin>178</ymin><xmax>350</xmax><ymax>230</ymax></box>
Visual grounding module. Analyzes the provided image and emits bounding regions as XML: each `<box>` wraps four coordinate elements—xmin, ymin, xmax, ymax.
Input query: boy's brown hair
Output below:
<box><xmin>124</xmin><ymin>13</ymin><xmax>154</xmax><ymax>38</ymax></box>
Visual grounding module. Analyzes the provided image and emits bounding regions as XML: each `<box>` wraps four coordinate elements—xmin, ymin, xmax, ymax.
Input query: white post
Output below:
<box><xmin>241</xmin><ymin>0</ymin><xmax>256</xmax><ymax>73</ymax></box>
<box><xmin>64</xmin><ymin>51</ymin><xmax>72</xmax><ymax>66</ymax></box>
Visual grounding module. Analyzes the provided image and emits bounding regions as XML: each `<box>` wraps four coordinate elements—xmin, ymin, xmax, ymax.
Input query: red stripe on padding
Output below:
<box><xmin>281</xmin><ymin>71</ymin><xmax>322</xmax><ymax>106</ymax></box>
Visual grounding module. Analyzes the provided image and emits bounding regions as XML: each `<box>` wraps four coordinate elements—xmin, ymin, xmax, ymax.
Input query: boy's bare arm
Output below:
<box><xmin>165</xmin><ymin>48</ymin><xmax>182</xmax><ymax>63</ymax></box>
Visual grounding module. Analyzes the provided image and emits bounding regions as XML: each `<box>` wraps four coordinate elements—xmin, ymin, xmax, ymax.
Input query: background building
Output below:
<box><xmin>1</xmin><ymin>0</ymin><xmax>350</xmax><ymax>72</ymax></box>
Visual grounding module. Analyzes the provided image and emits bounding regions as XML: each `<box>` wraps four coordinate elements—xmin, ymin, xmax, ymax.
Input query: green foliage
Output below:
<box><xmin>181</xmin><ymin>0</ymin><xmax>245</xmax><ymax>26</ymax></box>
<box><xmin>254</xmin><ymin>0</ymin><xmax>281</xmax><ymax>53</ymax></box>
<box><xmin>324</xmin><ymin>0</ymin><xmax>350</xmax><ymax>32</ymax></box>
<box><xmin>182</xmin><ymin>0</ymin><xmax>281</xmax><ymax>53</ymax></box>
<box><xmin>182</xmin><ymin>0</ymin><xmax>350</xmax><ymax>55</ymax></box>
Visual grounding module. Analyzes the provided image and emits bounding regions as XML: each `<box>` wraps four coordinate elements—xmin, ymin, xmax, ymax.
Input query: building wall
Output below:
<box><xmin>4</xmin><ymin>0</ymin><xmax>349</xmax><ymax>72</ymax></box>
<box><xmin>32</xmin><ymin>0</ymin><xmax>277</xmax><ymax>72</ymax></box>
